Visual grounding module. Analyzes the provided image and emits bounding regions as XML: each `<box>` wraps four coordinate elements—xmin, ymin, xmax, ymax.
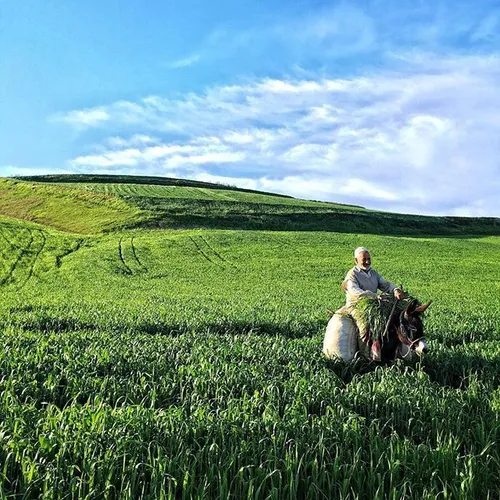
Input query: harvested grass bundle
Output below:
<box><xmin>353</xmin><ymin>294</ymin><xmax>415</xmax><ymax>341</ymax></box>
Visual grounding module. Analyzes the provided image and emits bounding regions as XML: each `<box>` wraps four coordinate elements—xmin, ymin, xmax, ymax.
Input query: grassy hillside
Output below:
<box><xmin>9</xmin><ymin>175</ymin><xmax>500</xmax><ymax>236</ymax></box>
<box><xmin>0</xmin><ymin>178</ymin><xmax>140</xmax><ymax>233</ymax></box>
<box><xmin>14</xmin><ymin>173</ymin><xmax>298</xmax><ymax>200</ymax></box>
<box><xmin>56</xmin><ymin>181</ymin><xmax>361</xmax><ymax>207</ymax></box>
<box><xmin>0</xmin><ymin>175</ymin><xmax>499</xmax><ymax>498</ymax></box>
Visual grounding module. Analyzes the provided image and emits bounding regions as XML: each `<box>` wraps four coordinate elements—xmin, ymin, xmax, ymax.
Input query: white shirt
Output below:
<box><xmin>343</xmin><ymin>266</ymin><xmax>397</xmax><ymax>307</ymax></box>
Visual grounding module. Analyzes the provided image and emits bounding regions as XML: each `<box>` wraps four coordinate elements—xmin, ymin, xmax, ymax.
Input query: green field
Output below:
<box><xmin>1</xmin><ymin>176</ymin><xmax>499</xmax><ymax>499</ymax></box>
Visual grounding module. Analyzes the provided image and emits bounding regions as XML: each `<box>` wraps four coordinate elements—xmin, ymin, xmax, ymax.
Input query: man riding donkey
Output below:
<box><xmin>340</xmin><ymin>247</ymin><xmax>405</xmax><ymax>361</ymax></box>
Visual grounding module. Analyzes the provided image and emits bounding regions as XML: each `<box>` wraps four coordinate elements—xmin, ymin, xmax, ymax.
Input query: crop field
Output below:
<box><xmin>0</xmin><ymin>177</ymin><xmax>499</xmax><ymax>499</ymax></box>
<box><xmin>56</xmin><ymin>182</ymin><xmax>352</xmax><ymax>207</ymax></box>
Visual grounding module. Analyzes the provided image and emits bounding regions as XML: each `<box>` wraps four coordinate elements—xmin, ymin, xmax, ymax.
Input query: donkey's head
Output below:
<box><xmin>398</xmin><ymin>299</ymin><xmax>432</xmax><ymax>355</ymax></box>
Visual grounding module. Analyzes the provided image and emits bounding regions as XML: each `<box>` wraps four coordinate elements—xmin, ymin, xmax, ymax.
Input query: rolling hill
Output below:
<box><xmin>6</xmin><ymin>174</ymin><xmax>500</xmax><ymax>235</ymax></box>
<box><xmin>0</xmin><ymin>173</ymin><xmax>499</xmax><ymax>499</ymax></box>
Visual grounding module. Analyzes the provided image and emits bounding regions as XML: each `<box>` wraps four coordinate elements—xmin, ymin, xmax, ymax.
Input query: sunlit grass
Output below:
<box><xmin>0</xmin><ymin>182</ymin><xmax>499</xmax><ymax>498</ymax></box>
<box><xmin>0</xmin><ymin>179</ymin><xmax>141</xmax><ymax>233</ymax></box>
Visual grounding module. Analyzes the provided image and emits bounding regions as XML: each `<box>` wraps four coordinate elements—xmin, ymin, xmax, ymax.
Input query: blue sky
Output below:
<box><xmin>2</xmin><ymin>0</ymin><xmax>500</xmax><ymax>216</ymax></box>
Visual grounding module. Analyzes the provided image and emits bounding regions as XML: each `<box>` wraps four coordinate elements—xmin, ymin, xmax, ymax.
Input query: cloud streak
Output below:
<box><xmin>59</xmin><ymin>53</ymin><xmax>500</xmax><ymax>216</ymax></box>
<box><xmin>54</xmin><ymin>108</ymin><xmax>111</xmax><ymax>128</ymax></box>
<box><xmin>169</xmin><ymin>54</ymin><xmax>201</xmax><ymax>68</ymax></box>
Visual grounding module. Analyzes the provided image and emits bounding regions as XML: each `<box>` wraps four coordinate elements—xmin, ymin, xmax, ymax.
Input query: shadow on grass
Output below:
<box><xmin>132</xmin><ymin>202</ymin><xmax>500</xmax><ymax>237</ymax></box>
<box><xmin>323</xmin><ymin>348</ymin><xmax>500</xmax><ymax>390</ymax></box>
<box><xmin>323</xmin><ymin>356</ymin><xmax>381</xmax><ymax>383</ymax></box>
<box><xmin>345</xmin><ymin>386</ymin><xmax>496</xmax><ymax>452</ymax></box>
<box><xmin>421</xmin><ymin>350</ymin><xmax>500</xmax><ymax>390</ymax></box>
<box><xmin>4</xmin><ymin>309</ymin><xmax>325</xmax><ymax>339</ymax></box>
<box><xmin>323</xmin><ymin>356</ymin><xmax>498</xmax><ymax>455</ymax></box>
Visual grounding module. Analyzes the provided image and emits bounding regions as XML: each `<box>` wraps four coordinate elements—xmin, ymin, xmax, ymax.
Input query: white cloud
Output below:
<box><xmin>162</xmin><ymin>152</ymin><xmax>245</xmax><ymax>169</ymax></box>
<box><xmin>291</xmin><ymin>3</ymin><xmax>377</xmax><ymax>56</ymax></box>
<box><xmin>60</xmin><ymin>54</ymin><xmax>500</xmax><ymax>216</ymax></box>
<box><xmin>169</xmin><ymin>54</ymin><xmax>201</xmax><ymax>68</ymax></box>
<box><xmin>339</xmin><ymin>179</ymin><xmax>398</xmax><ymax>201</ymax></box>
<box><xmin>158</xmin><ymin>1</ymin><xmax>499</xmax><ymax>73</ymax></box>
<box><xmin>71</xmin><ymin>143</ymin><xmax>244</xmax><ymax>170</ymax></box>
<box><xmin>106</xmin><ymin>134</ymin><xmax>159</xmax><ymax>148</ymax></box>
<box><xmin>54</xmin><ymin>108</ymin><xmax>110</xmax><ymax>127</ymax></box>
<box><xmin>192</xmin><ymin>3</ymin><xmax>379</xmax><ymax>64</ymax></box>
<box><xmin>223</xmin><ymin>131</ymin><xmax>255</xmax><ymax>144</ymax></box>
<box><xmin>72</xmin><ymin>149</ymin><xmax>145</xmax><ymax>167</ymax></box>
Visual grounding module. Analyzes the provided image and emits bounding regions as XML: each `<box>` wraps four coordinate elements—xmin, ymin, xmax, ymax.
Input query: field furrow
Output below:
<box><xmin>0</xmin><ymin>228</ymin><xmax>34</xmax><ymax>287</ymax></box>
<box><xmin>199</xmin><ymin>235</ymin><xmax>237</xmax><ymax>269</ymax></box>
<box><xmin>17</xmin><ymin>230</ymin><xmax>47</xmax><ymax>289</ymax></box>
<box><xmin>118</xmin><ymin>237</ymin><xmax>133</xmax><ymax>275</ymax></box>
<box><xmin>189</xmin><ymin>235</ymin><xmax>222</xmax><ymax>267</ymax></box>
<box><xmin>130</xmin><ymin>236</ymin><xmax>148</xmax><ymax>272</ymax></box>
<box><xmin>55</xmin><ymin>238</ymin><xmax>84</xmax><ymax>268</ymax></box>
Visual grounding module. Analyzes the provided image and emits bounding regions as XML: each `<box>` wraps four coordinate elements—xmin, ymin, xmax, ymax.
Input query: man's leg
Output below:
<box><xmin>347</xmin><ymin>306</ymin><xmax>371</xmax><ymax>358</ymax></box>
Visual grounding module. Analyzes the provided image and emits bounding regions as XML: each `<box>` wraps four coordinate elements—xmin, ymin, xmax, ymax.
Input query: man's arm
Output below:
<box><xmin>376</xmin><ymin>271</ymin><xmax>404</xmax><ymax>299</ymax></box>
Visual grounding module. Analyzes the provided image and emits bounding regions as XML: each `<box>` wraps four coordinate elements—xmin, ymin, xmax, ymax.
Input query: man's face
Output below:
<box><xmin>355</xmin><ymin>251</ymin><xmax>371</xmax><ymax>270</ymax></box>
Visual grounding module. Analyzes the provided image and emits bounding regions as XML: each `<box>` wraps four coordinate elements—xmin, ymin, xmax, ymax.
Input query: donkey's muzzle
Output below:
<box><xmin>414</xmin><ymin>339</ymin><xmax>428</xmax><ymax>356</ymax></box>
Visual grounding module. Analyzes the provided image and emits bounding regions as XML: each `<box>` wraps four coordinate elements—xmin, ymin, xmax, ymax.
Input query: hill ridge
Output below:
<box><xmin>3</xmin><ymin>175</ymin><xmax>499</xmax><ymax>236</ymax></box>
<box><xmin>14</xmin><ymin>173</ymin><xmax>295</xmax><ymax>199</ymax></box>
<box><xmin>13</xmin><ymin>173</ymin><xmax>367</xmax><ymax>209</ymax></box>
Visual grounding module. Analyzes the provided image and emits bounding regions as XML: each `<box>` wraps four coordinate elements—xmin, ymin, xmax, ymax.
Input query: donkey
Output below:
<box><xmin>323</xmin><ymin>298</ymin><xmax>432</xmax><ymax>362</ymax></box>
<box><xmin>378</xmin><ymin>298</ymin><xmax>432</xmax><ymax>362</ymax></box>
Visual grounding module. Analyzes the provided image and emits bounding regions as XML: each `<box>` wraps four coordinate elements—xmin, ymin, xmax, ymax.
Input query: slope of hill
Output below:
<box><xmin>55</xmin><ymin>181</ymin><xmax>360</xmax><ymax>207</ymax></box>
<box><xmin>0</xmin><ymin>178</ymin><xmax>140</xmax><ymax>233</ymax></box>
<box><xmin>7</xmin><ymin>174</ymin><xmax>500</xmax><ymax>236</ymax></box>
<box><xmin>14</xmin><ymin>173</ymin><xmax>298</xmax><ymax>199</ymax></box>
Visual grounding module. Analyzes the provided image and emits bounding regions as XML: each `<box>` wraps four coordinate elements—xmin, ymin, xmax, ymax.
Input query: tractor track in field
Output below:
<box><xmin>0</xmin><ymin>225</ymin><xmax>26</xmax><ymax>250</ymax></box>
<box><xmin>0</xmin><ymin>229</ymin><xmax>14</xmax><ymax>249</ymax></box>
<box><xmin>18</xmin><ymin>230</ymin><xmax>47</xmax><ymax>289</ymax></box>
<box><xmin>0</xmin><ymin>226</ymin><xmax>30</xmax><ymax>284</ymax></box>
<box><xmin>116</xmin><ymin>237</ymin><xmax>148</xmax><ymax>275</ymax></box>
<box><xmin>130</xmin><ymin>236</ymin><xmax>148</xmax><ymax>272</ymax></box>
<box><xmin>198</xmin><ymin>235</ymin><xmax>238</xmax><ymax>269</ymax></box>
<box><xmin>189</xmin><ymin>235</ymin><xmax>237</xmax><ymax>269</ymax></box>
<box><xmin>189</xmin><ymin>236</ymin><xmax>222</xmax><ymax>267</ymax></box>
<box><xmin>0</xmin><ymin>229</ymin><xmax>35</xmax><ymax>287</ymax></box>
<box><xmin>55</xmin><ymin>239</ymin><xmax>84</xmax><ymax>268</ymax></box>
<box><xmin>118</xmin><ymin>237</ymin><xmax>133</xmax><ymax>275</ymax></box>
<box><xmin>0</xmin><ymin>230</ymin><xmax>15</xmax><ymax>264</ymax></box>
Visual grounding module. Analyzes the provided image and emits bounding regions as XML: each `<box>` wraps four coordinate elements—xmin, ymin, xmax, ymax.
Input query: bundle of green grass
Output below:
<box><xmin>353</xmin><ymin>294</ymin><xmax>416</xmax><ymax>341</ymax></box>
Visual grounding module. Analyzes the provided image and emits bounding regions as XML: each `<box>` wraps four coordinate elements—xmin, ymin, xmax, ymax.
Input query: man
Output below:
<box><xmin>342</xmin><ymin>247</ymin><xmax>404</xmax><ymax>360</ymax></box>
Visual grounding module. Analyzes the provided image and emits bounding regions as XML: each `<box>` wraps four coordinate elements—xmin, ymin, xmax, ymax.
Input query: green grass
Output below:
<box><xmin>12</xmin><ymin>175</ymin><xmax>499</xmax><ymax>236</ymax></box>
<box><xmin>13</xmin><ymin>173</ymin><xmax>300</xmax><ymax>201</ymax></box>
<box><xmin>0</xmin><ymin>178</ymin><xmax>141</xmax><ymax>233</ymax></box>
<box><xmin>55</xmin><ymin>181</ymin><xmax>349</xmax><ymax>206</ymax></box>
<box><xmin>0</xmin><ymin>175</ymin><xmax>499</xmax><ymax>498</ymax></box>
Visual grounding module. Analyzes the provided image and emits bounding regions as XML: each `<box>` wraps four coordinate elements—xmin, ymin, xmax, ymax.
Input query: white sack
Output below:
<box><xmin>323</xmin><ymin>313</ymin><xmax>358</xmax><ymax>361</ymax></box>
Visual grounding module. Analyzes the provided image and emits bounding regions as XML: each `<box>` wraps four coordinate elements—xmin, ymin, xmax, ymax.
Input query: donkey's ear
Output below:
<box><xmin>414</xmin><ymin>301</ymin><xmax>432</xmax><ymax>313</ymax></box>
<box><xmin>404</xmin><ymin>299</ymin><xmax>419</xmax><ymax>315</ymax></box>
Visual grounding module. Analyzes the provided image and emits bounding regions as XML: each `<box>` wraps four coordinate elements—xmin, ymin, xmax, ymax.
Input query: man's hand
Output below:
<box><xmin>394</xmin><ymin>288</ymin><xmax>404</xmax><ymax>300</ymax></box>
